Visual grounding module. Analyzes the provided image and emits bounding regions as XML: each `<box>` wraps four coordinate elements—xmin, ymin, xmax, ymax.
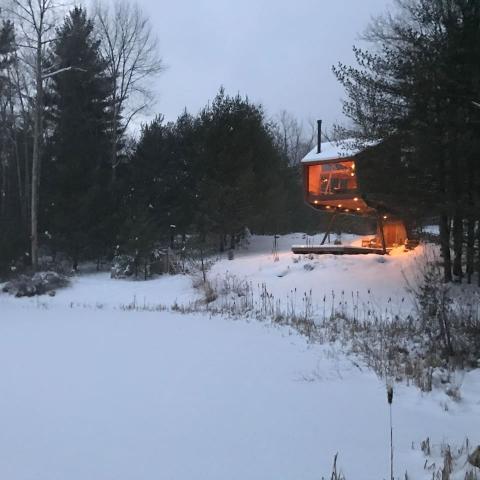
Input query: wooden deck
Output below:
<box><xmin>291</xmin><ymin>245</ymin><xmax>387</xmax><ymax>255</ymax></box>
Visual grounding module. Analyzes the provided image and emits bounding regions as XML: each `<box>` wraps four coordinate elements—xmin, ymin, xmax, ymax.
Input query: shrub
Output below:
<box><xmin>2</xmin><ymin>271</ymin><xmax>69</xmax><ymax>297</ymax></box>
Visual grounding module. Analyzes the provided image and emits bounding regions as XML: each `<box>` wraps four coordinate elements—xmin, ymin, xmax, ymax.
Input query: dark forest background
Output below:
<box><xmin>0</xmin><ymin>4</ymin><xmax>329</xmax><ymax>278</ymax></box>
<box><xmin>1</xmin><ymin>0</ymin><xmax>480</xmax><ymax>285</ymax></box>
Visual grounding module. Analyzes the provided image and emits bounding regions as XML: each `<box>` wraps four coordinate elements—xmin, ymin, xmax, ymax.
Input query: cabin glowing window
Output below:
<box><xmin>307</xmin><ymin>160</ymin><xmax>357</xmax><ymax>197</ymax></box>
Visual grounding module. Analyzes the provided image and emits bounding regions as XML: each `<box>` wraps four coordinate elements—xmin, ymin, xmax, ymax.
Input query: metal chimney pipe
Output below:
<box><xmin>317</xmin><ymin>119</ymin><xmax>322</xmax><ymax>153</ymax></box>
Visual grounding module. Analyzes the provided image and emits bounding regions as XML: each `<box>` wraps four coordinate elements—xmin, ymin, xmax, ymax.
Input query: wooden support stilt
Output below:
<box><xmin>378</xmin><ymin>214</ymin><xmax>387</xmax><ymax>255</ymax></box>
<box><xmin>321</xmin><ymin>213</ymin><xmax>337</xmax><ymax>245</ymax></box>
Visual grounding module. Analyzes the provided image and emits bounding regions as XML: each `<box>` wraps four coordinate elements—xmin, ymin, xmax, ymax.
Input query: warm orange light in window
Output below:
<box><xmin>356</xmin><ymin>207</ymin><xmax>361</xmax><ymax>211</ymax></box>
<box><xmin>383</xmin><ymin>215</ymin><xmax>388</xmax><ymax>219</ymax></box>
<box><xmin>326</xmin><ymin>205</ymin><xmax>331</xmax><ymax>209</ymax></box>
<box><xmin>353</xmin><ymin>197</ymin><xmax>358</xmax><ymax>201</ymax></box>
<box><xmin>307</xmin><ymin>160</ymin><xmax>357</xmax><ymax>196</ymax></box>
<box><xmin>337</xmin><ymin>204</ymin><xmax>342</xmax><ymax>208</ymax></box>
<box><xmin>314</xmin><ymin>200</ymin><xmax>319</xmax><ymax>204</ymax></box>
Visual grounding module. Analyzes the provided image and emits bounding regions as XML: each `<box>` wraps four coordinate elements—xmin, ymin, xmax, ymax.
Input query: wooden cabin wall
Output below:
<box><xmin>377</xmin><ymin>220</ymin><xmax>407</xmax><ymax>247</ymax></box>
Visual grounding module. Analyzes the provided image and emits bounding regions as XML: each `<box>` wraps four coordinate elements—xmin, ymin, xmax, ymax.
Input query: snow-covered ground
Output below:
<box><xmin>0</xmin><ymin>234</ymin><xmax>479</xmax><ymax>480</ymax></box>
<box><xmin>1</xmin><ymin>233</ymin><xmax>422</xmax><ymax>316</ymax></box>
<box><xmin>209</xmin><ymin>233</ymin><xmax>423</xmax><ymax>319</ymax></box>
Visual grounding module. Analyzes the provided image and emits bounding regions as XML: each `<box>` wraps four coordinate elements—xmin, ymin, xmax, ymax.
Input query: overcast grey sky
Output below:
<box><xmin>135</xmin><ymin>0</ymin><xmax>392</xmax><ymax>131</ymax></box>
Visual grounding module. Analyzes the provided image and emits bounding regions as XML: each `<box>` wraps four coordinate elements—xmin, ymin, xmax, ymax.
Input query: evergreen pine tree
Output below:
<box><xmin>195</xmin><ymin>89</ymin><xmax>287</xmax><ymax>247</ymax></box>
<box><xmin>43</xmin><ymin>7</ymin><xmax>113</xmax><ymax>268</ymax></box>
<box><xmin>0</xmin><ymin>19</ymin><xmax>25</xmax><ymax>273</ymax></box>
<box><xmin>333</xmin><ymin>0</ymin><xmax>480</xmax><ymax>282</ymax></box>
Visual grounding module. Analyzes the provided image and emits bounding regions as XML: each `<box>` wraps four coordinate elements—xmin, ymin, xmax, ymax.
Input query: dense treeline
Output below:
<box><xmin>334</xmin><ymin>0</ymin><xmax>480</xmax><ymax>284</ymax></box>
<box><xmin>5</xmin><ymin>0</ymin><xmax>478</xmax><ymax>284</ymax></box>
<box><xmin>120</xmin><ymin>91</ymin><xmax>315</xmax><ymax>257</ymax></box>
<box><xmin>0</xmin><ymin>2</ymin><xmax>318</xmax><ymax>275</ymax></box>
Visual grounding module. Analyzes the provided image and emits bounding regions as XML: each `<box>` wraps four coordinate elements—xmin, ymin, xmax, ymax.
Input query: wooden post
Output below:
<box><xmin>321</xmin><ymin>213</ymin><xmax>337</xmax><ymax>245</ymax></box>
<box><xmin>378</xmin><ymin>215</ymin><xmax>387</xmax><ymax>255</ymax></box>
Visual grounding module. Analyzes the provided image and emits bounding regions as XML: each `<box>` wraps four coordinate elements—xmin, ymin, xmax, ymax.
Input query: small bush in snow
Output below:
<box><xmin>203</xmin><ymin>281</ymin><xmax>218</xmax><ymax>304</ymax></box>
<box><xmin>111</xmin><ymin>249</ymin><xmax>180</xmax><ymax>280</ymax></box>
<box><xmin>111</xmin><ymin>255</ymin><xmax>136</xmax><ymax>279</ymax></box>
<box><xmin>2</xmin><ymin>271</ymin><xmax>69</xmax><ymax>297</ymax></box>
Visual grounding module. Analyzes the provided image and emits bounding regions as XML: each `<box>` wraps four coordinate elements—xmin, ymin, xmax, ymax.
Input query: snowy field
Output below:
<box><xmin>1</xmin><ymin>234</ymin><xmax>479</xmax><ymax>479</ymax></box>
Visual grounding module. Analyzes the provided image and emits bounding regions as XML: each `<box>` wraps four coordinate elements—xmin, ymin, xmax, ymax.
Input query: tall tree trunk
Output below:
<box><xmin>219</xmin><ymin>234</ymin><xmax>225</xmax><ymax>253</ymax></box>
<box><xmin>0</xmin><ymin>155</ymin><xmax>6</xmax><ymax>217</ymax></box>
<box><xmin>14</xmin><ymin>137</ymin><xmax>25</xmax><ymax>223</ymax></box>
<box><xmin>465</xmin><ymin>153</ymin><xmax>475</xmax><ymax>284</ymax></box>
<box><xmin>477</xmin><ymin>219</ymin><xmax>480</xmax><ymax>288</ymax></box>
<box><xmin>24</xmin><ymin>131</ymin><xmax>30</xmax><ymax>233</ymax></box>
<box><xmin>31</xmin><ymin>36</ymin><xmax>44</xmax><ymax>269</ymax></box>
<box><xmin>439</xmin><ymin>214</ymin><xmax>452</xmax><ymax>283</ymax></box>
<box><xmin>438</xmin><ymin>146</ymin><xmax>452</xmax><ymax>282</ymax></box>
<box><xmin>466</xmin><ymin>216</ymin><xmax>475</xmax><ymax>284</ymax></box>
<box><xmin>7</xmin><ymin>70</ymin><xmax>25</xmax><ymax>224</ymax></box>
<box><xmin>452</xmin><ymin>212</ymin><xmax>463</xmax><ymax>282</ymax></box>
<box><xmin>110</xmin><ymin>89</ymin><xmax>118</xmax><ymax>184</ymax></box>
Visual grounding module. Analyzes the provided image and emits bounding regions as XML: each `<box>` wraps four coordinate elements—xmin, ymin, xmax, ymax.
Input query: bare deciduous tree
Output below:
<box><xmin>7</xmin><ymin>0</ymin><xmax>85</xmax><ymax>268</ymax></box>
<box><xmin>8</xmin><ymin>0</ymin><xmax>59</xmax><ymax>268</ymax></box>
<box><xmin>93</xmin><ymin>0</ymin><xmax>163</xmax><ymax>177</ymax></box>
<box><xmin>274</xmin><ymin>110</ymin><xmax>315</xmax><ymax>166</ymax></box>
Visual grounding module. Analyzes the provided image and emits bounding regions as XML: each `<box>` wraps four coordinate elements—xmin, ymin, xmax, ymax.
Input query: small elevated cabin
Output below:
<box><xmin>301</xmin><ymin>137</ymin><xmax>408</xmax><ymax>251</ymax></box>
<box><xmin>302</xmin><ymin>139</ymin><xmax>373</xmax><ymax>215</ymax></box>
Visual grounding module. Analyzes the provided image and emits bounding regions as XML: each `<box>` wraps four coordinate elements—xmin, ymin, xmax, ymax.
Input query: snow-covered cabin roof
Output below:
<box><xmin>301</xmin><ymin>139</ymin><xmax>363</xmax><ymax>164</ymax></box>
